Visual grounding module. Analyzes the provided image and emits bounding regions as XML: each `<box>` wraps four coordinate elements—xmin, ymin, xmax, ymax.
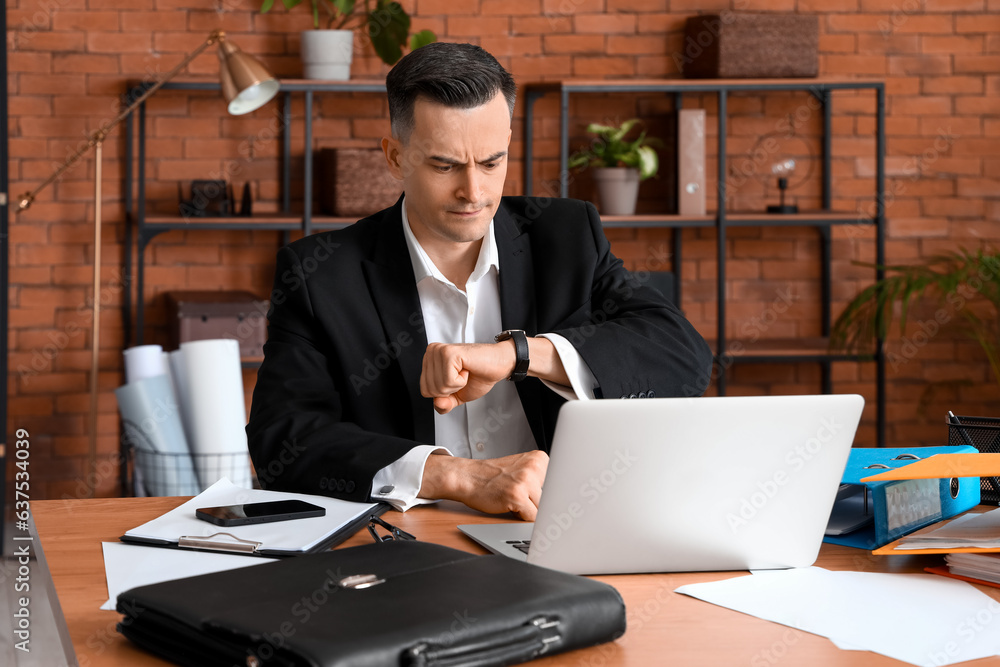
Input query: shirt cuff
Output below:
<box><xmin>537</xmin><ymin>333</ymin><xmax>597</xmax><ymax>401</ymax></box>
<box><xmin>371</xmin><ymin>445</ymin><xmax>451</xmax><ymax>511</ymax></box>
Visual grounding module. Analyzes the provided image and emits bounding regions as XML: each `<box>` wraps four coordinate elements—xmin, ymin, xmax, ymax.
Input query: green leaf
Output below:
<box><xmin>331</xmin><ymin>0</ymin><xmax>355</xmax><ymax>14</ymax></box>
<box><xmin>636</xmin><ymin>145</ymin><xmax>659</xmax><ymax>180</ymax></box>
<box><xmin>261</xmin><ymin>0</ymin><xmax>276</xmax><ymax>12</ymax></box>
<box><xmin>368</xmin><ymin>2</ymin><xmax>410</xmax><ymax>65</ymax></box>
<box><xmin>409</xmin><ymin>29</ymin><xmax>436</xmax><ymax>51</ymax></box>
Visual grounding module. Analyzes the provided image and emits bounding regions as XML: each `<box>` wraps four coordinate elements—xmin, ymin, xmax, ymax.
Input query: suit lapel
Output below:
<box><xmin>361</xmin><ymin>199</ymin><xmax>435</xmax><ymax>444</ymax></box>
<box><xmin>494</xmin><ymin>203</ymin><xmax>537</xmax><ymax>335</ymax></box>
<box><xmin>494</xmin><ymin>203</ymin><xmax>549</xmax><ymax>450</ymax></box>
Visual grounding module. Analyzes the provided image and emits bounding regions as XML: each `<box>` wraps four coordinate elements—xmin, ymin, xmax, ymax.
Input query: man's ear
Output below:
<box><xmin>382</xmin><ymin>137</ymin><xmax>404</xmax><ymax>181</ymax></box>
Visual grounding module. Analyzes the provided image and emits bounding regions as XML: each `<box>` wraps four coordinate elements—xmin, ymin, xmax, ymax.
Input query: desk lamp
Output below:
<box><xmin>13</xmin><ymin>30</ymin><xmax>279</xmax><ymax>496</ymax></box>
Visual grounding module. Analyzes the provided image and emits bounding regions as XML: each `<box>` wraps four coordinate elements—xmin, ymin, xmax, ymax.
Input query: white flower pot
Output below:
<box><xmin>300</xmin><ymin>29</ymin><xmax>354</xmax><ymax>80</ymax></box>
<box><xmin>593</xmin><ymin>167</ymin><xmax>640</xmax><ymax>216</ymax></box>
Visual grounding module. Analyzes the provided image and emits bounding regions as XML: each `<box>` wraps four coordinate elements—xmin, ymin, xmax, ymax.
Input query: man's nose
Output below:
<box><xmin>456</xmin><ymin>167</ymin><xmax>483</xmax><ymax>203</ymax></box>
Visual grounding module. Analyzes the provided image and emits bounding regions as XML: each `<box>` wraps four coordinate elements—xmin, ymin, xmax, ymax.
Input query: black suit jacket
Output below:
<box><xmin>247</xmin><ymin>196</ymin><xmax>712</xmax><ymax>502</ymax></box>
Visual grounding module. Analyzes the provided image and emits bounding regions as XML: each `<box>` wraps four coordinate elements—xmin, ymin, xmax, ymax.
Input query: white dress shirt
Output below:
<box><xmin>370</xmin><ymin>199</ymin><xmax>598</xmax><ymax>510</ymax></box>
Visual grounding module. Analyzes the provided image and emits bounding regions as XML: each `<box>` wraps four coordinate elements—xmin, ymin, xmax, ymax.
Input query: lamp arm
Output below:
<box><xmin>16</xmin><ymin>30</ymin><xmax>226</xmax><ymax>213</ymax></box>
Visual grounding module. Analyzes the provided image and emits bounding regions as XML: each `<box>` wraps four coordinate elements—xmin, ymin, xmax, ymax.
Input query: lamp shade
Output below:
<box><xmin>217</xmin><ymin>38</ymin><xmax>280</xmax><ymax>115</ymax></box>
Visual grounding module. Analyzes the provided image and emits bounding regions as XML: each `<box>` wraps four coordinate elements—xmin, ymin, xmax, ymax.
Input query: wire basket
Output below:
<box><xmin>947</xmin><ymin>415</ymin><xmax>1000</xmax><ymax>506</ymax></box>
<box><xmin>126</xmin><ymin>444</ymin><xmax>257</xmax><ymax>497</ymax></box>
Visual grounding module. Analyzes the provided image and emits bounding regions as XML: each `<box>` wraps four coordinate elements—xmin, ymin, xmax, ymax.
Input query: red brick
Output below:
<box><xmin>52</xmin><ymin>11</ymin><xmax>119</xmax><ymax>31</ymax></box>
<box><xmin>121</xmin><ymin>11</ymin><xmax>189</xmax><ymax>32</ymax></box>
<box><xmin>889</xmin><ymin>15</ymin><xmax>957</xmax><ymax>33</ymax></box>
<box><xmin>481</xmin><ymin>35</ymin><xmax>543</xmax><ymax>57</ymax></box>
<box><xmin>13</xmin><ymin>31</ymin><xmax>87</xmax><ymax>52</ymax></box>
<box><xmin>575</xmin><ymin>13</ymin><xmax>636</xmax><ymax>34</ymax></box>
<box><xmin>86</xmin><ymin>32</ymin><xmax>153</xmax><ymax>54</ymax></box>
<box><xmin>957</xmin><ymin>178</ymin><xmax>1000</xmax><ymax>197</ymax></box>
<box><xmin>955</xmin><ymin>55</ymin><xmax>1000</xmax><ymax>73</ymax></box>
<box><xmin>446</xmin><ymin>16</ymin><xmax>509</xmax><ymax>36</ymax></box>
<box><xmin>923</xmin><ymin>75</ymin><xmax>984</xmax><ymax>95</ymax></box>
<box><xmin>923</xmin><ymin>0</ymin><xmax>984</xmax><ymax>9</ymax></box>
<box><xmin>823</xmin><ymin>54</ymin><xmax>888</xmax><ymax>75</ymax></box>
<box><xmin>956</xmin><ymin>15</ymin><xmax>1000</xmax><ymax>32</ymax></box>
<box><xmin>890</xmin><ymin>95</ymin><xmax>953</xmax><ymax>115</ymax></box>
<box><xmin>888</xmin><ymin>55</ymin><xmax>953</xmax><ymax>75</ymax></box>
<box><xmin>544</xmin><ymin>34</ymin><xmax>605</xmax><ymax>55</ymax></box>
<box><xmin>512</xmin><ymin>15</ymin><xmax>572</xmax><ymax>34</ymax></box>
<box><xmin>481</xmin><ymin>0</ymin><xmax>541</xmax><ymax>14</ymax></box>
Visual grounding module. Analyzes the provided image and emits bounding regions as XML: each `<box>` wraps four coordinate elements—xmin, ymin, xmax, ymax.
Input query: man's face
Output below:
<box><xmin>382</xmin><ymin>93</ymin><xmax>512</xmax><ymax>250</ymax></box>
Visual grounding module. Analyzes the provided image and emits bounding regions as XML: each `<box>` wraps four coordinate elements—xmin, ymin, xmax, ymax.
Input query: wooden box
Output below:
<box><xmin>681</xmin><ymin>14</ymin><xmax>818</xmax><ymax>79</ymax></box>
<box><xmin>316</xmin><ymin>148</ymin><xmax>402</xmax><ymax>217</ymax></box>
<box><xmin>165</xmin><ymin>291</ymin><xmax>269</xmax><ymax>360</ymax></box>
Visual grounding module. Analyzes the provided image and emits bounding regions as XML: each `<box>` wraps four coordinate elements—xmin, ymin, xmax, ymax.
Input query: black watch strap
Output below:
<box><xmin>494</xmin><ymin>329</ymin><xmax>530</xmax><ymax>382</ymax></box>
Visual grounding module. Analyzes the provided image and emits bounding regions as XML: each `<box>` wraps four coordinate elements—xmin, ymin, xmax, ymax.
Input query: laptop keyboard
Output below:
<box><xmin>506</xmin><ymin>540</ymin><xmax>531</xmax><ymax>555</ymax></box>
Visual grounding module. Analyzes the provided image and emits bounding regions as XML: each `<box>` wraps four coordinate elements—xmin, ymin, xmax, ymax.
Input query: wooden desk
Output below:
<box><xmin>31</xmin><ymin>497</ymin><xmax>1000</xmax><ymax>667</ymax></box>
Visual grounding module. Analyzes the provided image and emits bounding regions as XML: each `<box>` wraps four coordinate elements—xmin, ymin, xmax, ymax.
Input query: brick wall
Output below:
<box><xmin>7</xmin><ymin>0</ymin><xmax>999</xmax><ymax>498</ymax></box>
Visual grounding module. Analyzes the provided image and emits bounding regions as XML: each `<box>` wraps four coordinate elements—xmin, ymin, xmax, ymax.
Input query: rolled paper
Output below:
<box><xmin>123</xmin><ymin>344</ymin><xmax>167</xmax><ymax>385</ymax></box>
<box><xmin>114</xmin><ymin>374</ymin><xmax>199</xmax><ymax>496</ymax></box>
<box><xmin>178</xmin><ymin>339</ymin><xmax>254</xmax><ymax>490</ymax></box>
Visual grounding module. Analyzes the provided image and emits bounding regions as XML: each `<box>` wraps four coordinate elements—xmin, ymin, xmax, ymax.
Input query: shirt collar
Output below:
<box><xmin>400</xmin><ymin>195</ymin><xmax>499</xmax><ymax>289</ymax></box>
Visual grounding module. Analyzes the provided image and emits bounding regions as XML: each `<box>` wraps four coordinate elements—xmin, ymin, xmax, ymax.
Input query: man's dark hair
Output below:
<box><xmin>386</xmin><ymin>42</ymin><xmax>517</xmax><ymax>143</ymax></box>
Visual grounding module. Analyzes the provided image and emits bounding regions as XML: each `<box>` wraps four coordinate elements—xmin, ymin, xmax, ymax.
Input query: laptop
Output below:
<box><xmin>458</xmin><ymin>394</ymin><xmax>864</xmax><ymax>575</ymax></box>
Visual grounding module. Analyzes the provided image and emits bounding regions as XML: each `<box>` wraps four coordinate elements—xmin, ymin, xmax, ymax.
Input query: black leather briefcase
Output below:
<box><xmin>116</xmin><ymin>540</ymin><xmax>626</xmax><ymax>667</ymax></box>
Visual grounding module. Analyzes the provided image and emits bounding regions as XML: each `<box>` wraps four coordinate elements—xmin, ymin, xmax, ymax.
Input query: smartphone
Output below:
<box><xmin>195</xmin><ymin>500</ymin><xmax>326</xmax><ymax>527</ymax></box>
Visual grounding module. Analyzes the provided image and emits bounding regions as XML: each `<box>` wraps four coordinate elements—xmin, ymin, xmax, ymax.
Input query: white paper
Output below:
<box><xmin>123</xmin><ymin>344</ymin><xmax>168</xmax><ymax>384</ymax></box>
<box><xmin>894</xmin><ymin>509</ymin><xmax>1000</xmax><ymax>550</ymax></box>
<box><xmin>124</xmin><ymin>478</ymin><xmax>381</xmax><ymax>555</ymax></box>
<box><xmin>101</xmin><ymin>542</ymin><xmax>276</xmax><ymax>610</ymax></box>
<box><xmin>178</xmin><ymin>339</ymin><xmax>253</xmax><ymax>489</ymax></box>
<box><xmin>676</xmin><ymin>567</ymin><xmax>1000</xmax><ymax>667</ymax></box>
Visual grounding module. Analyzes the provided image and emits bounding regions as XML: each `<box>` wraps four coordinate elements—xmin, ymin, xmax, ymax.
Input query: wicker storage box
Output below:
<box><xmin>165</xmin><ymin>291</ymin><xmax>268</xmax><ymax>360</ymax></box>
<box><xmin>681</xmin><ymin>14</ymin><xmax>818</xmax><ymax>79</ymax></box>
<box><xmin>316</xmin><ymin>148</ymin><xmax>402</xmax><ymax>217</ymax></box>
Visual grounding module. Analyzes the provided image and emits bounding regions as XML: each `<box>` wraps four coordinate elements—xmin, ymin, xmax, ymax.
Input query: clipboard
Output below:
<box><xmin>120</xmin><ymin>478</ymin><xmax>389</xmax><ymax>558</ymax></box>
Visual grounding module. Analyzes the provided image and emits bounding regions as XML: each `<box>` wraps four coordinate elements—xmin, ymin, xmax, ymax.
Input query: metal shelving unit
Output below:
<box><xmin>523</xmin><ymin>78</ymin><xmax>886</xmax><ymax>446</ymax></box>
<box><xmin>122</xmin><ymin>79</ymin><xmax>387</xmax><ymax>349</ymax></box>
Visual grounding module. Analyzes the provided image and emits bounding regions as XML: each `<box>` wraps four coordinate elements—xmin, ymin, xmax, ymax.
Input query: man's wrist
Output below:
<box><xmin>494</xmin><ymin>329</ymin><xmax>529</xmax><ymax>381</ymax></box>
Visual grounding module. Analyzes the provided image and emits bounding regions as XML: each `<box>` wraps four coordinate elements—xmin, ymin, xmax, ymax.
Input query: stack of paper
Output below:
<box><xmin>945</xmin><ymin>553</ymin><xmax>1000</xmax><ymax>586</ymax></box>
<box><xmin>893</xmin><ymin>508</ymin><xmax>1000</xmax><ymax>551</ymax></box>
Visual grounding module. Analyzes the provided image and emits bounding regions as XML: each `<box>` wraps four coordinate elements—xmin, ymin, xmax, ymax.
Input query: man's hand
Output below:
<box><xmin>420</xmin><ymin>341</ymin><xmax>515</xmax><ymax>414</ymax></box>
<box><xmin>420</xmin><ymin>450</ymin><xmax>549</xmax><ymax>521</ymax></box>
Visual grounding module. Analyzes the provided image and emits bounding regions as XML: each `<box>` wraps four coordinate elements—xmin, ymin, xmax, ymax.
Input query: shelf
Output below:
<box><xmin>522</xmin><ymin>77</ymin><xmax>886</xmax><ymax>444</ymax></box>
<box><xmin>726</xmin><ymin>212</ymin><xmax>871</xmax><ymax>226</ymax></box>
<box><xmin>601</xmin><ymin>214</ymin><xmax>715</xmax><ymax>228</ymax></box>
<box><xmin>142</xmin><ymin>214</ymin><xmax>356</xmax><ymax>232</ymax></box>
<box><xmin>708</xmin><ymin>337</ymin><xmax>877</xmax><ymax>363</ymax></box>
<box><xmin>597</xmin><ymin>211</ymin><xmax>868</xmax><ymax>228</ymax></box>
<box><xmin>525</xmin><ymin>77</ymin><xmax>885</xmax><ymax>94</ymax></box>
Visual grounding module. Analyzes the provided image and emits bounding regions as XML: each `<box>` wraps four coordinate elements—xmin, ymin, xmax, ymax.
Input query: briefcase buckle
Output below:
<box><xmin>337</xmin><ymin>573</ymin><xmax>385</xmax><ymax>590</ymax></box>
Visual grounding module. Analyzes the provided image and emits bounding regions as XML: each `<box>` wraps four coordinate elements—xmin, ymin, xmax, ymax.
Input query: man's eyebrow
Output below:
<box><xmin>428</xmin><ymin>151</ymin><xmax>508</xmax><ymax>165</ymax></box>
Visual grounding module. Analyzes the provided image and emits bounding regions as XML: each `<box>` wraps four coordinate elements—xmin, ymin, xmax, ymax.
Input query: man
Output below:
<box><xmin>247</xmin><ymin>43</ymin><xmax>712</xmax><ymax>521</ymax></box>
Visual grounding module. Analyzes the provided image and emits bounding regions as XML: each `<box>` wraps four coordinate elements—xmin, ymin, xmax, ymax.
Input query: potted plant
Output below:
<box><xmin>830</xmin><ymin>248</ymin><xmax>1000</xmax><ymax>391</ymax></box>
<box><xmin>261</xmin><ymin>0</ymin><xmax>436</xmax><ymax>80</ymax></box>
<box><xmin>568</xmin><ymin>118</ymin><xmax>660</xmax><ymax>216</ymax></box>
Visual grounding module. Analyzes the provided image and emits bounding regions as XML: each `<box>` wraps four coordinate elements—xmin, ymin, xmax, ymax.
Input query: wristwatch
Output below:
<box><xmin>494</xmin><ymin>329</ymin><xmax>530</xmax><ymax>382</ymax></box>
